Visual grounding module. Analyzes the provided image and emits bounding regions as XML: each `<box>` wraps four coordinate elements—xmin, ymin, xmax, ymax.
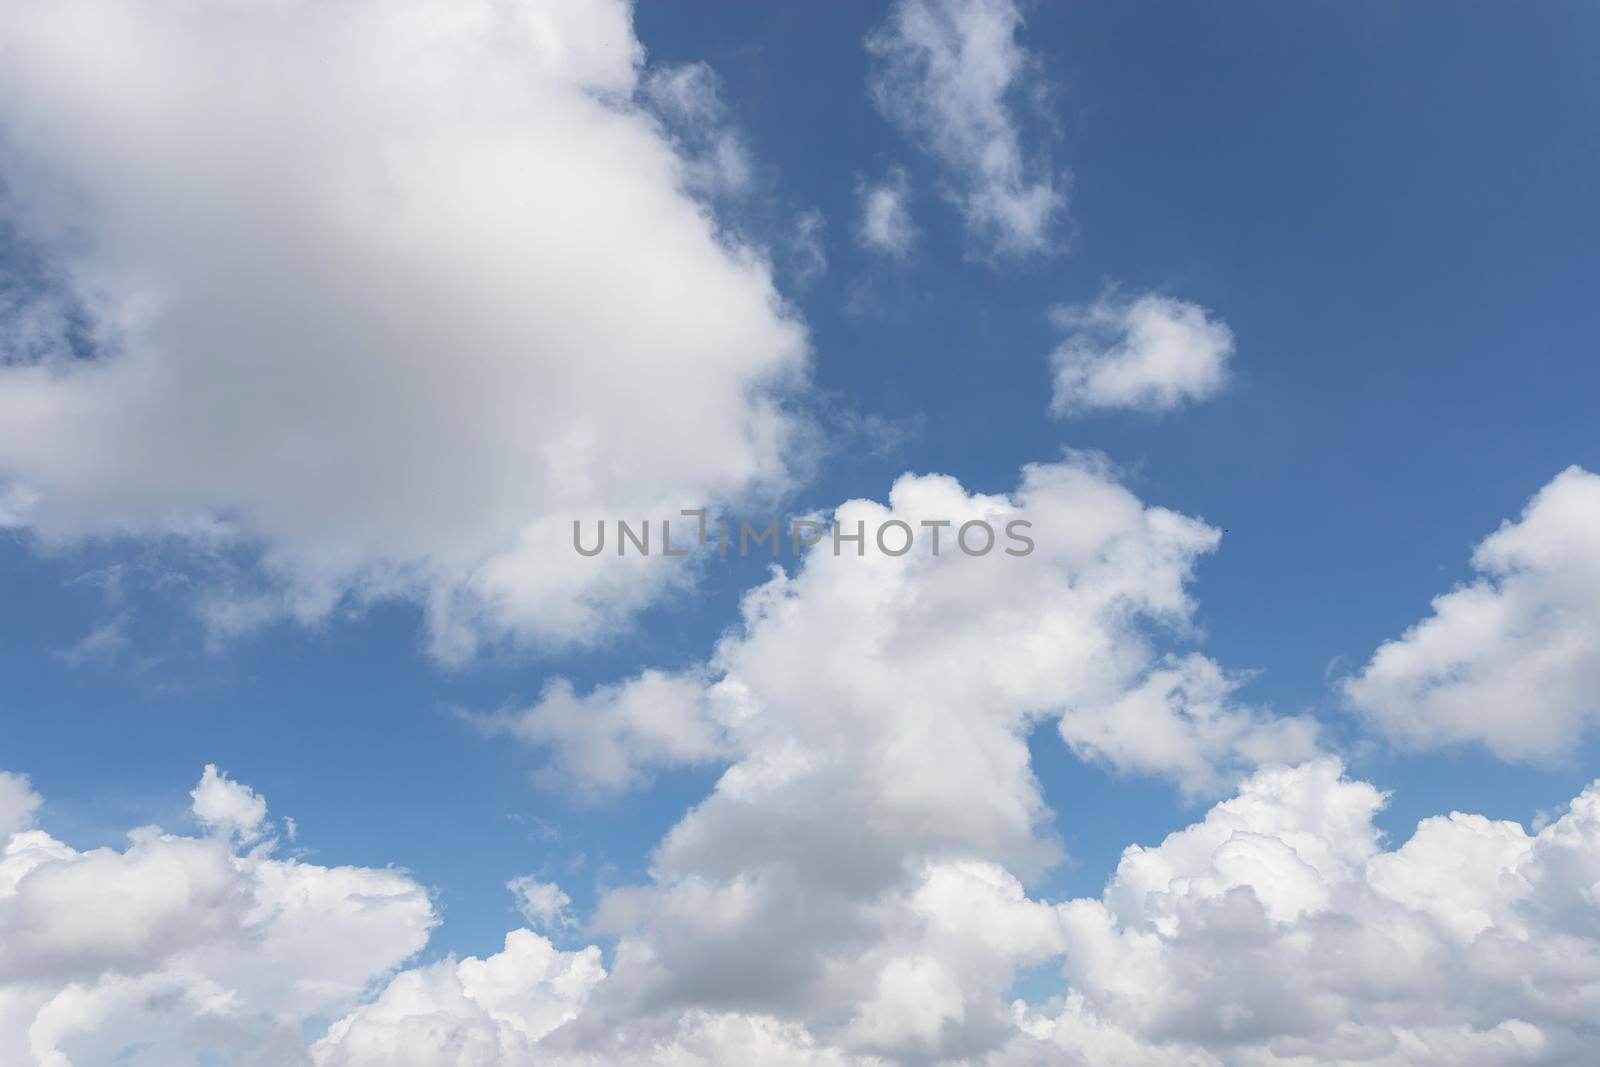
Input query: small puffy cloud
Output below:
<box><xmin>509</xmin><ymin>876</ymin><xmax>576</xmax><ymax>933</ymax></box>
<box><xmin>1049</xmin><ymin>292</ymin><xmax>1235</xmax><ymax>416</ymax></box>
<box><xmin>857</xmin><ymin>168</ymin><xmax>918</xmax><ymax>257</ymax></box>
<box><xmin>18</xmin><ymin>746</ymin><xmax>1592</xmax><ymax>1065</ymax></box>
<box><xmin>866</xmin><ymin>0</ymin><xmax>1065</xmax><ymax>257</ymax></box>
<box><xmin>469</xmin><ymin>670</ymin><xmax>734</xmax><ymax>800</ymax></box>
<box><xmin>189</xmin><ymin>763</ymin><xmax>268</xmax><ymax>844</ymax></box>
<box><xmin>0</xmin><ymin>0</ymin><xmax>809</xmax><ymax>662</ymax></box>
<box><xmin>0</xmin><ymin>765</ymin><xmax>434</xmax><ymax>1066</ymax></box>
<box><xmin>1346</xmin><ymin>465</ymin><xmax>1600</xmax><ymax>760</ymax></box>
<box><xmin>484</xmin><ymin>459</ymin><xmax>1311</xmax><ymax>808</ymax></box>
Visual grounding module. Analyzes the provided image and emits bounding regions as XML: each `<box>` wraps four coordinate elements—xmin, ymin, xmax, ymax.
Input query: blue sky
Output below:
<box><xmin>3</xmin><ymin>2</ymin><xmax>1600</xmax><ymax>1064</ymax></box>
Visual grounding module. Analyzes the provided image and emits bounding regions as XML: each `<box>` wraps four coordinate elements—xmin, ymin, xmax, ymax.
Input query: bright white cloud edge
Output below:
<box><xmin>1346</xmin><ymin>465</ymin><xmax>1600</xmax><ymax>760</ymax></box>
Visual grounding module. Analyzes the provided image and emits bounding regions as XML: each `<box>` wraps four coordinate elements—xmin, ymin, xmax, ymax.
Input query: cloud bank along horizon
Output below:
<box><xmin>9</xmin><ymin>744</ymin><xmax>1600</xmax><ymax>1063</ymax></box>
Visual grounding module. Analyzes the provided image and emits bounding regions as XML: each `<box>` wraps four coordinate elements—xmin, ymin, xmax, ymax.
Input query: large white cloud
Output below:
<box><xmin>0</xmin><ymin>766</ymin><xmax>436</xmax><ymax>1066</ymax></box>
<box><xmin>309</xmin><ymin>760</ymin><xmax>1600</xmax><ymax>1066</ymax></box>
<box><xmin>478</xmin><ymin>458</ymin><xmax>1317</xmax><ymax>803</ymax></box>
<box><xmin>450</xmin><ymin>458</ymin><xmax>1317</xmax><ymax>1059</ymax></box>
<box><xmin>1001</xmin><ymin>758</ymin><xmax>1600</xmax><ymax>1066</ymax></box>
<box><xmin>866</xmin><ymin>0</ymin><xmax>1065</xmax><ymax>257</ymax></box>
<box><xmin>1049</xmin><ymin>293</ymin><xmax>1235</xmax><ymax>417</ymax></box>
<box><xmin>316</xmin><ymin>453</ymin><xmax>1600</xmax><ymax>1062</ymax></box>
<box><xmin>1345</xmin><ymin>466</ymin><xmax>1600</xmax><ymax>760</ymax></box>
<box><xmin>0</xmin><ymin>0</ymin><xmax>809</xmax><ymax>661</ymax></box>
<box><xmin>9</xmin><ymin>736</ymin><xmax>1600</xmax><ymax>1063</ymax></box>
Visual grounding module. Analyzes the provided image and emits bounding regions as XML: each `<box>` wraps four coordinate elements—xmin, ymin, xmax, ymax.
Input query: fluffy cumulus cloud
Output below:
<box><xmin>478</xmin><ymin>458</ymin><xmax>1317</xmax><ymax>802</ymax></box>
<box><xmin>7</xmin><ymin>2</ymin><xmax>1598</xmax><ymax>1065</ymax></box>
<box><xmin>1345</xmin><ymin>466</ymin><xmax>1600</xmax><ymax>760</ymax></box>
<box><xmin>311</xmin><ymin>464</ymin><xmax>1600</xmax><ymax>1065</ymax></box>
<box><xmin>510</xmin><ymin>877</ymin><xmax>577</xmax><ymax>933</ymax></box>
<box><xmin>434</xmin><ymin>458</ymin><xmax>1317</xmax><ymax>1059</ymax></box>
<box><xmin>0</xmin><ymin>766</ymin><xmax>438</xmax><ymax>1066</ymax></box>
<box><xmin>189</xmin><ymin>764</ymin><xmax>268</xmax><ymax>844</ymax></box>
<box><xmin>0</xmin><ymin>0</ymin><xmax>809</xmax><ymax>661</ymax></box>
<box><xmin>866</xmin><ymin>0</ymin><xmax>1065</xmax><ymax>257</ymax></box>
<box><xmin>997</xmin><ymin>759</ymin><xmax>1600</xmax><ymax>1066</ymax></box>
<box><xmin>305</xmin><ymin>761</ymin><xmax>1600</xmax><ymax>1066</ymax></box>
<box><xmin>1049</xmin><ymin>293</ymin><xmax>1235</xmax><ymax>416</ymax></box>
<box><xmin>311</xmin><ymin>930</ymin><xmax>605</xmax><ymax>1067</ymax></box>
<box><xmin>10</xmin><ymin>505</ymin><xmax>1600</xmax><ymax>1064</ymax></box>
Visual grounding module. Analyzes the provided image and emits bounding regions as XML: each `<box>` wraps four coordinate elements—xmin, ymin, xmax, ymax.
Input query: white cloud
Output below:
<box><xmin>189</xmin><ymin>763</ymin><xmax>269</xmax><ymax>845</ymax></box>
<box><xmin>470</xmin><ymin>670</ymin><xmax>734</xmax><ymax>800</ymax></box>
<box><xmin>449</xmin><ymin>458</ymin><xmax>1315</xmax><ymax>1060</ymax></box>
<box><xmin>0</xmin><ymin>767</ymin><xmax>435</xmax><ymax>1066</ymax></box>
<box><xmin>0</xmin><ymin>773</ymin><xmax>41</xmax><ymax>842</ymax></box>
<box><xmin>1060</xmin><ymin>653</ymin><xmax>1320</xmax><ymax>798</ymax></box>
<box><xmin>483</xmin><ymin>458</ymin><xmax>1315</xmax><ymax>800</ymax></box>
<box><xmin>857</xmin><ymin>168</ymin><xmax>918</xmax><ymax>257</ymax></box>
<box><xmin>1049</xmin><ymin>293</ymin><xmax>1235</xmax><ymax>416</ymax></box>
<box><xmin>11</xmin><ymin>746</ymin><xmax>1600</xmax><ymax>1064</ymax></box>
<box><xmin>866</xmin><ymin>0</ymin><xmax>1064</xmax><ymax>257</ymax></box>
<box><xmin>330</xmin><ymin>465</ymin><xmax>1597</xmax><ymax>1065</ymax></box>
<box><xmin>312</xmin><ymin>929</ymin><xmax>604</xmax><ymax>1067</ymax></box>
<box><xmin>1000</xmin><ymin>759</ymin><xmax>1600</xmax><ymax>1066</ymax></box>
<box><xmin>296</xmin><ymin>759</ymin><xmax>1600</xmax><ymax>1066</ymax></box>
<box><xmin>1345</xmin><ymin>466</ymin><xmax>1600</xmax><ymax>760</ymax></box>
<box><xmin>509</xmin><ymin>876</ymin><xmax>576</xmax><ymax>933</ymax></box>
<box><xmin>0</xmin><ymin>0</ymin><xmax>810</xmax><ymax>662</ymax></box>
